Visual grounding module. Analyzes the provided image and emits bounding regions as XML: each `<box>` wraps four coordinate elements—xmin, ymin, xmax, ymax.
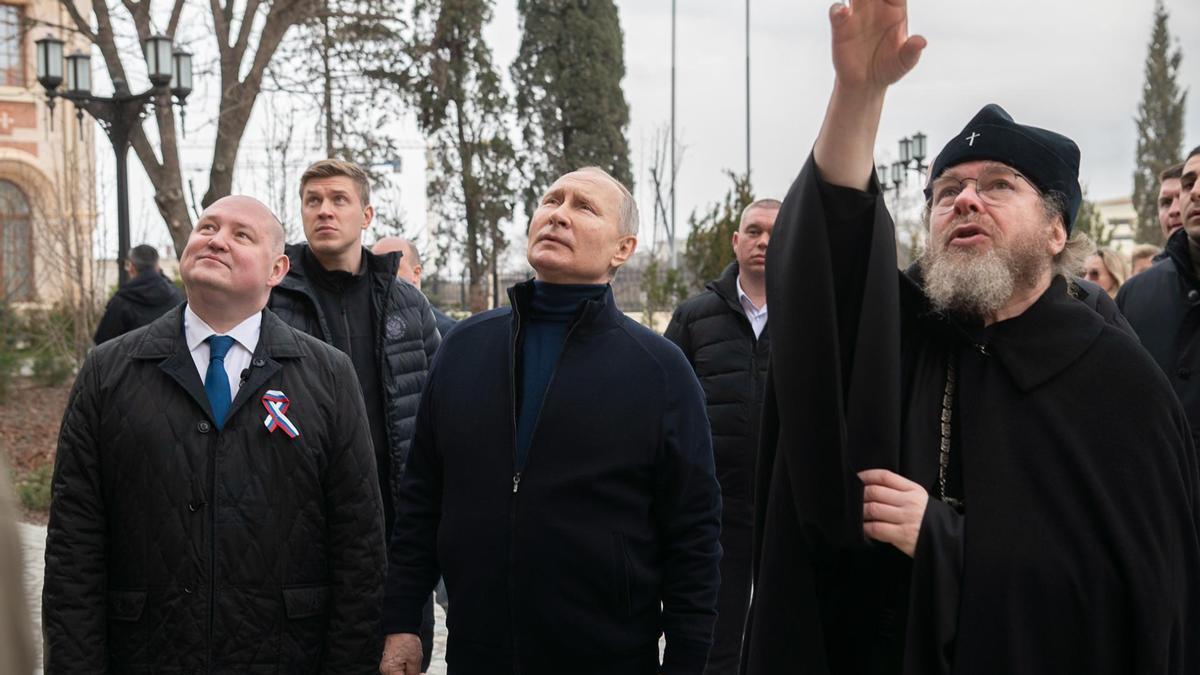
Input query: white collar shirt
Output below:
<box><xmin>737</xmin><ymin>275</ymin><xmax>768</xmax><ymax>339</ymax></box>
<box><xmin>184</xmin><ymin>305</ymin><xmax>261</xmax><ymax>402</ymax></box>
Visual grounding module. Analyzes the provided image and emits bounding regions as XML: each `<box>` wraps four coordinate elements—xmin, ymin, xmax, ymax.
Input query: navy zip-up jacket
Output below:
<box><xmin>383</xmin><ymin>280</ymin><xmax>722</xmax><ymax>674</ymax></box>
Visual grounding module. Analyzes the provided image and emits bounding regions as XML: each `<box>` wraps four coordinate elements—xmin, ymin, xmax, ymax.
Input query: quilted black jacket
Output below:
<box><xmin>664</xmin><ymin>262</ymin><xmax>769</xmax><ymax>519</ymax></box>
<box><xmin>268</xmin><ymin>244</ymin><xmax>440</xmax><ymax>516</ymax></box>
<box><xmin>43</xmin><ymin>306</ymin><xmax>386</xmax><ymax>673</ymax></box>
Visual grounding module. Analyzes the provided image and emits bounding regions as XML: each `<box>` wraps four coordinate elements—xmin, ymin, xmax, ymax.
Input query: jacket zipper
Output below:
<box><xmin>507</xmin><ymin>299</ymin><xmax>588</xmax><ymax>672</ymax></box>
<box><xmin>508</xmin><ymin>304</ymin><xmax>523</xmax><ymax>673</ymax></box>
<box><xmin>512</xmin><ymin>321</ymin><xmax>582</xmax><ymax>488</ymax></box>
<box><xmin>341</xmin><ymin>305</ymin><xmax>350</xmax><ymax>357</ymax></box>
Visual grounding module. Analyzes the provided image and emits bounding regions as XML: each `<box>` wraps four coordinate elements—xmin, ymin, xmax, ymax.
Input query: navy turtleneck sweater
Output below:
<box><xmin>515</xmin><ymin>281</ymin><xmax>608</xmax><ymax>471</ymax></box>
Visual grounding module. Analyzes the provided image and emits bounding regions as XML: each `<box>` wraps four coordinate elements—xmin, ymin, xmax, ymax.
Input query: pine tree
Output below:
<box><xmin>1132</xmin><ymin>0</ymin><xmax>1186</xmax><ymax>245</ymax></box>
<box><xmin>511</xmin><ymin>0</ymin><xmax>633</xmax><ymax>214</ymax></box>
<box><xmin>412</xmin><ymin>0</ymin><xmax>519</xmax><ymax>312</ymax></box>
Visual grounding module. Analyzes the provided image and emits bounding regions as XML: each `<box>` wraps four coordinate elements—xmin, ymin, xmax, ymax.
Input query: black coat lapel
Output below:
<box><xmin>226</xmin><ymin>310</ymin><xmax>301</xmax><ymax>422</ymax></box>
<box><xmin>130</xmin><ymin>305</ymin><xmax>217</xmax><ymax>424</ymax></box>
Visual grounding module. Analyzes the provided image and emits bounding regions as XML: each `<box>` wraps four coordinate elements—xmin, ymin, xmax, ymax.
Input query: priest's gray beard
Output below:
<box><xmin>918</xmin><ymin>220</ymin><xmax>1049</xmax><ymax>318</ymax></box>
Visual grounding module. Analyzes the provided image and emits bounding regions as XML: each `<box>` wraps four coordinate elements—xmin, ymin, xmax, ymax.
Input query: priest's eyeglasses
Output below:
<box><xmin>929</xmin><ymin>166</ymin><xmax>1038</xmax><ymax>214</ymax></box>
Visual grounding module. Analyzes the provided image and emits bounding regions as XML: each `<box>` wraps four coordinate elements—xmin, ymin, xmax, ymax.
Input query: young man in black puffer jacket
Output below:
<box><xmin>268</xmin><ymin>160</ymin><xmax>440</xmax><ymax>669</ymax></box>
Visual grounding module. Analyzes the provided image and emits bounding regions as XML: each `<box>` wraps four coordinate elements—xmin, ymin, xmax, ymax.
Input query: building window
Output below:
<box><xmin>0</xmin><ymin>5</ymin><xmax>22</xmax><ymax>87</ymax></box>
<box><xmin>0</xmin><ymin>179</ymin><xmax>34</xmax><ymax>302</ymax></box>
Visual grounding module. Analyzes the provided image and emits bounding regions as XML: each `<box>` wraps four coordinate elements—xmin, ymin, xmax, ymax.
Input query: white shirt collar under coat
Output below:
<box><xmin>184</xmin><ymin>305</ymin><xmax>262</xmax><ymax>355</ymax></box>
<box><xmin>736</xmin><ymin>274</ymin><xmax>768</xmax><ymax>338</ymax></box>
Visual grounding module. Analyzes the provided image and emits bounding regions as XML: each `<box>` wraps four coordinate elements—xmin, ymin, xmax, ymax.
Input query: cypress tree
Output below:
<box><xmin>413</xmin><ymin>0</ymin><xmax>519</xmax><ymax>312</ymax></box>
<box><xmin>1072</xmin><ymin>190</ymin><xmax>1112</xmax><ymax>249</ymax></box>
<box><xmin>511</xmin><ymin>0</ymin><xmax>633</xmax><ymax>213</ymax></box>
<box><xmin>1132</xmin><ymin>0</ymin><xmax>1186</xmax><ymax>245</ymax></box>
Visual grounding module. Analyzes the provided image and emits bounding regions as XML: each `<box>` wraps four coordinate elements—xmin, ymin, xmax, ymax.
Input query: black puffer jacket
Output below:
<box><xmin>665</xmin><ymin>263</ymin><xmax>769</xmax><ymax>519</ymax></box>
<box><xmin>1117</xmin><ymin>227</ymin><xmax>1200</xmax><ymax>441</ymax></box>
<box><xmin>268</xmin><ymin>244</ymin><xmax>440</xmax><ymax>509</ymax></box>
<box><xmin>93</xmin><ymin>272</ymin><xmax>184</xmax><ymax>344</ymax></box>
<box><xmin>44</xmin><ymin>306</ymin><xmax>386</xmax><ymax>673</ymax></box>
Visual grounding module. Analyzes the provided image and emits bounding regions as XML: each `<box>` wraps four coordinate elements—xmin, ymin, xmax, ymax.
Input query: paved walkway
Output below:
<box><xmin>18</xmin><ymin>523</ymin><xmax>44</xmax><ymax>674</ymax></box>
<box><xmin>18</xmin><ymin>523</ymin><xmax>449</xmax><ymax>674</ymax></box>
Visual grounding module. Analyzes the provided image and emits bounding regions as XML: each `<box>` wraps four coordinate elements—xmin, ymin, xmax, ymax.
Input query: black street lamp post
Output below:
<box><xmin>880</xmin><ymin>131</ymin><xmax>929</xmax><ymax>200</ymax></box>
<box><xmin>34</xmin><ymin>33</ymin><xmax>192</xmax><ymax>286</ymax></box>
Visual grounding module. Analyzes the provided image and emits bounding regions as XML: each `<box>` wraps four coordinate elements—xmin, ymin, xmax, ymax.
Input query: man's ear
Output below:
<box><xmin>1049</xmin><ymin>217</ymin><xmax>1068</xmax><ymax>256</ymax></box>
<box><xmin>610</xmin><ymin>235</ymin><xmax>638</xmax><ymax>269</ymax></box>
<box><xmin>267</xmin><ymin>254</ymin><xmax>291</xmax><ymax>288</ymax></box>
<box><xmin>731</xmin><ymin>230</ymin><xmax>740</xmax><ymax>254</ymax></box>
<box><xmin>362</xmin><ymin>205</ymin><xmax>375</xmax><ymax>230</ymax></box>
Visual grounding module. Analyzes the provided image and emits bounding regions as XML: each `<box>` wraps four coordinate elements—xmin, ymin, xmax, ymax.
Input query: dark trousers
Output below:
<box><xmin>705</xmin><ymin>513</ymin><xmax>753</xmax><ymax>675</ymax></box>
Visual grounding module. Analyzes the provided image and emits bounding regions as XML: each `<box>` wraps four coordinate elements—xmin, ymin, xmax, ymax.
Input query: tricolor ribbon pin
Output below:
<box><xmin>262</xmin><ymin>390</ymin><xmax>300</xmax><ymax>438</ymax></box>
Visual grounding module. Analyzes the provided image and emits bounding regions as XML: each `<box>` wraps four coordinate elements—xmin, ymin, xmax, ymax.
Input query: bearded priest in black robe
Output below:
<box><xmin>742</xmin><ymin>2</ymin><xmax>1200</xmax><ymax>674</ymax></box>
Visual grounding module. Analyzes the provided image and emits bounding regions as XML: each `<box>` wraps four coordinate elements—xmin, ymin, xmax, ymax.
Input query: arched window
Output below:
<box><xmin>0</xmin><ymin>179</ymin><xmax>33</xmax><ymax>302</ymax></box>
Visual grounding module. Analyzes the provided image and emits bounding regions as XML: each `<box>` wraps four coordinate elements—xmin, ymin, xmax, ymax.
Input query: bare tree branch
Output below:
<box><xmin>84</xmin><ymin>1</ymin><xmax>131</xmax><ymax>99</ymax></box>
<box><xmin>57</xmin><ymin>0</ymin><xmax>97</xmax><ymax>42</ymax></box>
<box><xmin>130</xmin><ymin>129</ymin><xmax>164</xmax><ymax>185</ymax></box>
<box><xmin>221</xmin><ymin>0</ymin><xmax>235</xmax><ymax>42</ymax></box>
<box><xmin>166</xmin><ymin>0</ymin><xmax>187</xmax><ymax>38</ymax></box>
<box><xmin>209</xmin><ymin>0</ymin><xmax>231</xmax><ymax>55</ymax></box>
<box><xmin>231</xmin><ymin>0</ymin><xmax>265</xmax><ymax>66</ymax></box>
<box><xmin>118</xmin><ymin>0</ymin><xmax>149</xmax><ymax>38</ymax></box>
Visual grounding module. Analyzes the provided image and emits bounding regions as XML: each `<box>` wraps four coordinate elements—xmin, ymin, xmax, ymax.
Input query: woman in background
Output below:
<box><xmin>1084</xmin><ymin>247</ymin><xmax>1128</xmax><ymax>298</ymax></box>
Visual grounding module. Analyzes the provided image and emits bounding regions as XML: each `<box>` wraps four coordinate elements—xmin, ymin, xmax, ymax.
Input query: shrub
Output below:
<box><xmin>32</xmin><ymin>349</ymin><xmax>73</xmax><ymax>387</ymax></box>
<box><xmin>16</xmin><ymin>464</ymin><xmax>53</xmax><ymax>513</ymax></box>
<box><xmin>0</xmin><ymin>303</ymin><xmax>16</xmax><ymax>402</ymax></box>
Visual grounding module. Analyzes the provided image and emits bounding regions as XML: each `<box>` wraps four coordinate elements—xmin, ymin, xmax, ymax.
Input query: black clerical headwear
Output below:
<box><xmin>925</xmin><ymin>104</ymin><xmax>1083</xmax><ymax>232</ymax></box>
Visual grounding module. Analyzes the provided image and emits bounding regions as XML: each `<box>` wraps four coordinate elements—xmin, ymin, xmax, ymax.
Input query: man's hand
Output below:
<box><xmin>859</xmin><ymin>469</ymin><xmax>928</xmax><ymax>558</ymax></box>
<box><xmin>379</xmin><ymin>633</ymin><xmax>423</xmax><ymax>675</ymax></box>
<box><xmin>813</xmin><ymin>0</ymin><xmax>928</xmax><ymax>189</ymax></box>
<box><xmin>829</xmin><ymin>0</ymin><xmax>926</xmax><ymax>90</ymax></box>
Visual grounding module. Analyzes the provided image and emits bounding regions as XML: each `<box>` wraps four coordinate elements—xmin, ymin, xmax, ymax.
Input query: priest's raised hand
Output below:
<box><xmin>816</xmin><ymin>0</ymin><xmax>926</xmax><ymax>190</ymax></box>
<box><xmin>829</xmin><ymin>0</ymin><xmax>926</xmax><ymax>91</ymax></box>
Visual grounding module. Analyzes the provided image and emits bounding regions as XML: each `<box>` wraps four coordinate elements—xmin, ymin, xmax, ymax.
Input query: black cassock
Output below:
<box><xmin>742</xmin><ymin>156</ymin><xmax>1200</xmax><ymax>675</ymax></box>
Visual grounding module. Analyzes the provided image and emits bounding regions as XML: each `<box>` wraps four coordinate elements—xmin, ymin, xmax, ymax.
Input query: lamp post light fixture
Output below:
<box><xmin>896</xmin><ymin>131</ymin><xmax>929</xmax><ymax>181</ymax></box>
<box><xmin>65</xmin><ymin>51</ymin><xmax>91</xmax><ymax>95</ymax></box>
<box><xmin>34</xmin><ymin>33</ymin><xmax>193</xmax><ymax>286</ymax></box>
<box><xmin>880</xmin><ymin>131</ymin><xmax>930</xmax><ymax>203</ymax></box>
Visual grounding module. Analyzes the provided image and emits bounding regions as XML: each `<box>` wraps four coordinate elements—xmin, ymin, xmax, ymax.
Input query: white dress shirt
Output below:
<box><xmin>736</xmin><ymin>275</ymin><xmax>769</xmax><ymax>339</ymax></box>
<box><xmin>184</xmin><ymin>305</ymin><xmax>261</xmax><ymax>402</ymax></box>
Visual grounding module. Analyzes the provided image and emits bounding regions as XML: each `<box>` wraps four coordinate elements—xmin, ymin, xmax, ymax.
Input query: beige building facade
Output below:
<box><xmin>0</xmin><ymin>0</ymin><xmax>95</xmax><ymax>307</ymax></box>
<box><xmin>1095</xmin><ymin>196</ymin><xmax>1138</xmax><ymax>257</ymax></box>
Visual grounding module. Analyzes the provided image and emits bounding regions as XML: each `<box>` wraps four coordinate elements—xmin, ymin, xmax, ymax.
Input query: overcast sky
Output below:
<box><xmin>538</xmin><ymin>0</ymin><xmax>1200</xmax><ymax>235</ymax></box>
<box><xmin>110</xmin><ymin>0</ymin><xmax>1200</xmax><ymax>263</ymax></box>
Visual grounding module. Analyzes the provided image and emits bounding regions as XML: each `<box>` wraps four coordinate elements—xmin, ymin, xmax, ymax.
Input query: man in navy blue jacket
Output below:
<box><xmin>380</xmin><ymin>167</ymin><xmax>722</xmax><ymax>675</ymax></box>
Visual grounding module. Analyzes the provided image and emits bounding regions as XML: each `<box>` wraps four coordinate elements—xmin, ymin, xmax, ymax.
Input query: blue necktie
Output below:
<box><xmin>205</xmin><ymin>335</ymin><xmax>235</xmax><ymax>429</ymax></box>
